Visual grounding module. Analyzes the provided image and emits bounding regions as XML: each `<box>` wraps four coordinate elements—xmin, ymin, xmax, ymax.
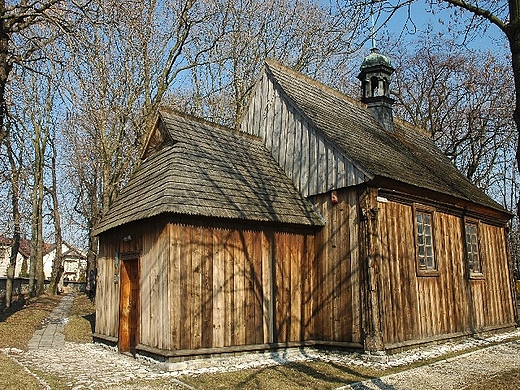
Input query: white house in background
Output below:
<box><xmin>0</xmin><ymin>235</ymin><xmax>87</xmax><ymax>282</ymax></box>
<box><xmin>0</xmin><ymin>236</ymin><xmax>35</xmax><ymax>278</ymax></box>
<box><xmin>43</xmin><ymin>243</ymin><xmax>87</xmax><ymax>282</ymax></box>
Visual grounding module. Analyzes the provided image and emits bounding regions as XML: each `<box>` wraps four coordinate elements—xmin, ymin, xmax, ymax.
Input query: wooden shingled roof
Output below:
<box><xmin>93</xmin><ymin>110</ymin><xmax>325</xmax><ymax>235</ymax></box>
<box><xmin>264</xmin><ymin>59</ymin><xmax>510</xmax><ymax>217</ymax></box>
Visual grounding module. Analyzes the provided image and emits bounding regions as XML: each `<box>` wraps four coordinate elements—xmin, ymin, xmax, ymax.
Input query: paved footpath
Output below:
<box><xmin>27</xmin><ymin>293</ymin><xmax>75</xmax><ymax>350</ymax></box>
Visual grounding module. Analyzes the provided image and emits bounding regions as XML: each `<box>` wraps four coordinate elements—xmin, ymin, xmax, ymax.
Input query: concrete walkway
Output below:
<box><xmin>27</xmin><ymin>293</ymin><xmax>75</xmax><ymax>350</ymax></box>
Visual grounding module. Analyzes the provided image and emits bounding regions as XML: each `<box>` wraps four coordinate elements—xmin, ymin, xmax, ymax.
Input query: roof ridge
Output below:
<box><xmin>265</xmin><ymin>59</ymin><xmax>435</xmax><ymax>138</ymax></box>
<box><xmin>159</xmin><ymin>107</ymin><xmax>262</xmax><ymax>143</ymax></box>
<box><xmin>393</xmin><ymin>116</ymin><xmax>431</xmax><ymax>137</ymax></box>
<box><xmin>265</xmin><ymin>58</ymin><xmax>368</xmax><ymax>111</ymax></box>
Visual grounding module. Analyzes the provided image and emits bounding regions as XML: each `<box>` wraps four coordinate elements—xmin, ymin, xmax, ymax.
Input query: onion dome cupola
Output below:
<box><xmin>357</xmin><ymin>47</ymin><xmax>395</xmax><ymax>132</ymax></box>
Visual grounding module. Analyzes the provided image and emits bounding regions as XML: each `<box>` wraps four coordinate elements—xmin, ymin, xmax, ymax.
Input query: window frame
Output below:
<box><xmin>413</xmin><ymin>204</ymin><xmax>439</xmax><ymax>277</ymax></box>
<box><xmin>464</xmin><ymin>218</ymin><xmax>485</xmax><ymax>279</ymax></box>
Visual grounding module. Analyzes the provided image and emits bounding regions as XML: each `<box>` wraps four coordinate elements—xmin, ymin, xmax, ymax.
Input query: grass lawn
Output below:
<box><xmin>0</xmin><ymin>293</ymin><xmax>62</xmax><ymax>350</ymax></box>
<box><xmin>64</xmin><ymin>293</ymin><xmax>96</xmax><ymax>343</ymax></box>
<box><xmin>466</xmin><ymin>368</ymin><xmax>520</xmax><ymax>390</ymax></box>
<box><xmin>179</xmin><ymin>360</ymin><xmax>385</xmax><ymax>390</ymax></box>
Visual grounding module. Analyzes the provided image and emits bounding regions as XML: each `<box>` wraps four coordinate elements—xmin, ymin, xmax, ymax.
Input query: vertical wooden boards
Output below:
<box><xmin>223</xmin><ymin>228</ymin><xmax>235</xmax><ymax>346</ymax></box>
<box><xmin>238</xmin><ymin>69</ymin><xmax>370</xmax><ymax>198</ymax></box>
<box><xmin>309</xmin><ymin>189</ymin><xmax>360</xmax><ymax>343</ymax></box>
<box><xmin>250</xmin><ymin>230</ymin><xmax>265</xmax><ymax>345</ymax></box>
<box><xmin>477</xmin><ymin>223</ymin><xmax>515</xmax><ymax>327</ymax></box>
<box><xmin>179</xmin><ymin>224</ymin><xmax>191</xmax><ymax>350</ymax></box>
<box><xmin>95</xmin><ymin>236</ymin><xmax>118</xmax><ymax>337</ymax></box>
<box><xmin>169</xmin><ymin>223</ymin><xmax>181</xmax><ymax>350</ymax></box>
<box><xmin>97</xmin><ymin>208</ymin><xmax>514</xmax><ymax>355</ymax></box>
<box><xmin>348</xmin><ymin>190</ymin><xmax>361</xmax><ymax>343</ymax></box>
<box><xmin>262</xmin><ymin>231</ymin><xmax>274</xmax><ymax>344</ymax></box>
<box><xmin>302</xmin><ymin>234</ymin><xmax>315</xmax><ymax>340</ymax></box>
<box><xmin>378</xmin><ymin>200</ymin><xmax>415</xmax><ymax>343</ymax></box>
<box><xmin>274</xmin><ymin>232</ymin><xmax>288</xmax><ymax>342</ymax></box>
<box><xmin>378</xmin><ymin>204</ymin><xmax>471</xmax><ymax>344</ymax></box>
<box><xmin>290</xmin><ymin>234</ymin><xmax>303</xmax><ymax>341</ymax></box>
<box><xmin>232</xmin><ymin>230</ymin><xmax>246</xmax><ymax>345</ymax></box>
<box><xmin>140</xmin><ymin>230</ymin><xmax>151</xmax><ymax>347</ymax></box>
<box><xmin>190</xmin><ymin>225</ymin><xmax>202</xmax><ymax>350</ymax></box>
<box><xmin>375</xmin><ymin>200</ymin><xmax>514</xmax><ymax>347</ymax></box>
<box><xmin>212</xmin><ymin>228</ymin><xmax>225</xmax><ymax>348</ymax></box>
<box><xmin>158</xmin><ymin>226</ymin><xmax>170</xmax><ymax>349</ymax></box>
<box><xmin>272</xmin><ymin>231</ymin><xmax>308</xmax><ymax>343</ymax></box>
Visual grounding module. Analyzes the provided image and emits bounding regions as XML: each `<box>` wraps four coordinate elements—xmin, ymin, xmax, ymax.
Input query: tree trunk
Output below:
<box><xmin>0</xmin><ymin>0</ymin><xmax>9</xmax><ymax>147</ymax></box>
<box><xmin>86</xmin><ymin>232</ymin><xmax>98</xmax><ymax>283</ymax></box>
<box><xmin>5</xmin><ymin>135</ymin><xmax>20</xmax><ymax>309</ymax></box>
<box><xmin>48</xmin><ymin>138</ymin><xmax>63</xmax><ymax>295</ymax></box>
<box><xmin>507</xmin><ymin>0</ymin><xmax>520</xmax><ymax>218</ymax></box>
<box><xmin>28</xmin><ymin>145</ymin><xmax>46</xmax><ymax>297</ymax></box>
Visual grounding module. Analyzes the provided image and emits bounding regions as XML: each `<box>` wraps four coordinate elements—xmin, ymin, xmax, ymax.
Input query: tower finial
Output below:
<box><xmin>371</xmin><ymin>5</ymin><xmax>377</xmax><ymax>51</ymax></box>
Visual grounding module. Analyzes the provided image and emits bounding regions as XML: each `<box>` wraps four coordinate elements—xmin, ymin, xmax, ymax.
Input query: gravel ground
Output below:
<box><xmin>346</xmin><ymin>340</ymin><xmax>520</xmax><ymax>389</ymax></box>
<box><xmin>2</xmin><ymin>328</ymin><xmax>520</xmax><ymax>389</ymax></box>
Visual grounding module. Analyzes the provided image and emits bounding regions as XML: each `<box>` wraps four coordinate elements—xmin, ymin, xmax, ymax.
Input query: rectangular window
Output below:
<box><xmin>465</xmin><ymin>220</ymin><xmax>483</xmax><ymax>277</ymax></box>
<box><xmin>414</xmin><ymin>206</ymin><xmax>438</xmax><ymax>276</ymax></box>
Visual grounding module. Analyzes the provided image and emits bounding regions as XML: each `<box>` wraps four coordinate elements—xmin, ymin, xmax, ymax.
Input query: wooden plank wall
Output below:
<box><xmin>240</xmin><ymin>70</ymin><xmax>370</xmax><ymax>197</ymax></box>
<box><xmin>95</xmin><ymin>223</ymin><xmax>152</xmax><ymax>339</ymax></box>
<box><xmin>96</xmin><ymin>220</ymin><xmax>322</xmax><ymax>351</ymax></box>
<box><xmin>376</xmin><ymin>199</ymin><xmax>515</xmax><ymax>347</ymax></box>
<box><xmin>140</xmin><ymin>223</ymin><xmax>170</xmax><ymax>350</ymax></box>
<box><xmin>309</xmin><ymin>188</ymin><xmax>361</xmax><ymax>344</ymax></box>
<box><xmin>165</xmin><ymin>224</ymin><xmax>318</xmax><ymax>349</ymax></box>
<box><xmin>471</xmin><ymin>223</ymin><xmax>515</xmax><ymax>329</ymax></box>
<box><xmin>97</xmin><ymin>202</ymin><xmax>364</xmax><ymax>353</ymax></box>
<box><xmin>95</xmin><ymin>235</ymin><xmax>119</xmax><ymax>337</ymax></box>
<box><xmin>96</xmin><ymin>198</ymin><xmax>514</xmax><ymax>354</ymax></box>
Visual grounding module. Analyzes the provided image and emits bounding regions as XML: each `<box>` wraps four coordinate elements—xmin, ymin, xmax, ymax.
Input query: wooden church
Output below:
<box><xmin>92</xmin><ymin>50</ymin><xmax>517</xmax><ymax>361</ymax></box>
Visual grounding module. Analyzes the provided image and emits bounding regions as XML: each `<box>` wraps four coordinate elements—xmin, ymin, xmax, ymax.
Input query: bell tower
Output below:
<box><xmin>357</xmin><ymin>12</ymin><xmax>395</xmax><ymax>132</ymax></box>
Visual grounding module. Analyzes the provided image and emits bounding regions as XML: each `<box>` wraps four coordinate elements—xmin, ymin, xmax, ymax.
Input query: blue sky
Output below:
<box><xmin>372</xmin><ymin>0</ymin><xmax>509</xmax><ymax>55</ymax></box>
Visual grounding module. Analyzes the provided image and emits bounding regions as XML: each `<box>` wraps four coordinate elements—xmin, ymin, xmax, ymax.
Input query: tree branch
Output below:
<box><xmin>442</xmin><ymin>0</ymin><xmax>508</xmax><ymax>33</ymax></box>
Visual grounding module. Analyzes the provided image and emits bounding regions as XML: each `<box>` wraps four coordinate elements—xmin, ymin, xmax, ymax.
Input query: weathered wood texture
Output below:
<box><xmin>96</xmin><ymin>220</ymin><xmax>308</xmax><ymax>351</ymax></box>
<box><xmin>96</xmin><ymin>191</ymin><xmax>513</xmax><ymax>355</ymax></box>
<box><xmin>95</xmin><ymin>235</ymin><xmax>120</xmax><ymax>338</ymax></box>
<box><xmin>376</xmin><ymin>199</ymin><xmax>515</xmax><ymax>347</ymax></box>
<box><xmin>240</xmin><ymin>70</ymin><xmax>370</xmax><ymax>197</ymax></box>
<box><xmin>309</xmin><ymin>188</ymin><xmax>362</xmax><ymax>344</ymax></box>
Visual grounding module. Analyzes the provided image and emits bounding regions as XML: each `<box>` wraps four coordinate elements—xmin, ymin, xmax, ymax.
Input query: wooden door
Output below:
<box><xmin>119</xmin><ymin>258</ymin><xmax>139</xmax><ymax>354</ymax></box>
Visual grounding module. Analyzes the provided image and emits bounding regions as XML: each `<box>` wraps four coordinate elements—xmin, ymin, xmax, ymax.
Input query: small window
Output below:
<box><xmin>465</xmin><ymin>220</ymin><xmax>483</xmax><ymax>277</ymax></box>
<box><xmin>414</xmin><ymin>206</ymin><xmax>438</xmax><ymax>276</ymax></box>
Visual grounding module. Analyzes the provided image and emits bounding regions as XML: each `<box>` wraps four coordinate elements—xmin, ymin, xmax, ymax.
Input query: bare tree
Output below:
<box><xmin>46</xmin><ymin>134</ymin><xmax>63</xmax><ymax>296</ymax></box>
<box><xmin>0</xmin><ymin>0</ymin><xmax>84</xmax><ymax>145</ymax></box>
<box><xmin>0</xmin><ymin>1</ymin><xmax>91</xmax><ymax>301</ymax></box>
<box><xmin>392</xmin><ymin>35</ymin><xmax>516</xmax><ymax>194</ymax></box>
<box><xmin>11</xmin><ymin>66</ymin><xmax>56</xmax><ymax>297</ymax></box>
<box><xmin>181</xmin><ymin>0</ymin><xmax>365</xmax><ymax>127</ymax></box>
<box><xmin>62</xmin><ymin>0</ymin><xmax>226</xmax><ymax>276</ymax></box>
<box><xmin>3</xmin><ymin>121</ymin><xmax>22</xmax><ymax>308</ymax></box>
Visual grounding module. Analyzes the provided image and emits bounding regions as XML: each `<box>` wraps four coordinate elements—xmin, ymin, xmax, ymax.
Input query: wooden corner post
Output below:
<box><xmin>359</xmin><ymin>186</ymin><xmax>384</xmax><ymax>352</ymax></box>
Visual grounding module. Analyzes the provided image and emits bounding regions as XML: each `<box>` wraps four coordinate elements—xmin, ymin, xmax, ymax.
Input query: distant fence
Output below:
<box><xmin>62</xmin><ymin>280</ymin><xmax>87</xmax><ymax>293</ymax></box>
<box><xmin>0</xmin><ymin>277</ymin><xmax>36</xmax><ymax>296</ymax></box>
<box><xmin>0</xmin><ymin>277</ymin><xmax>86</xmax><ymax>295</ymax></box>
